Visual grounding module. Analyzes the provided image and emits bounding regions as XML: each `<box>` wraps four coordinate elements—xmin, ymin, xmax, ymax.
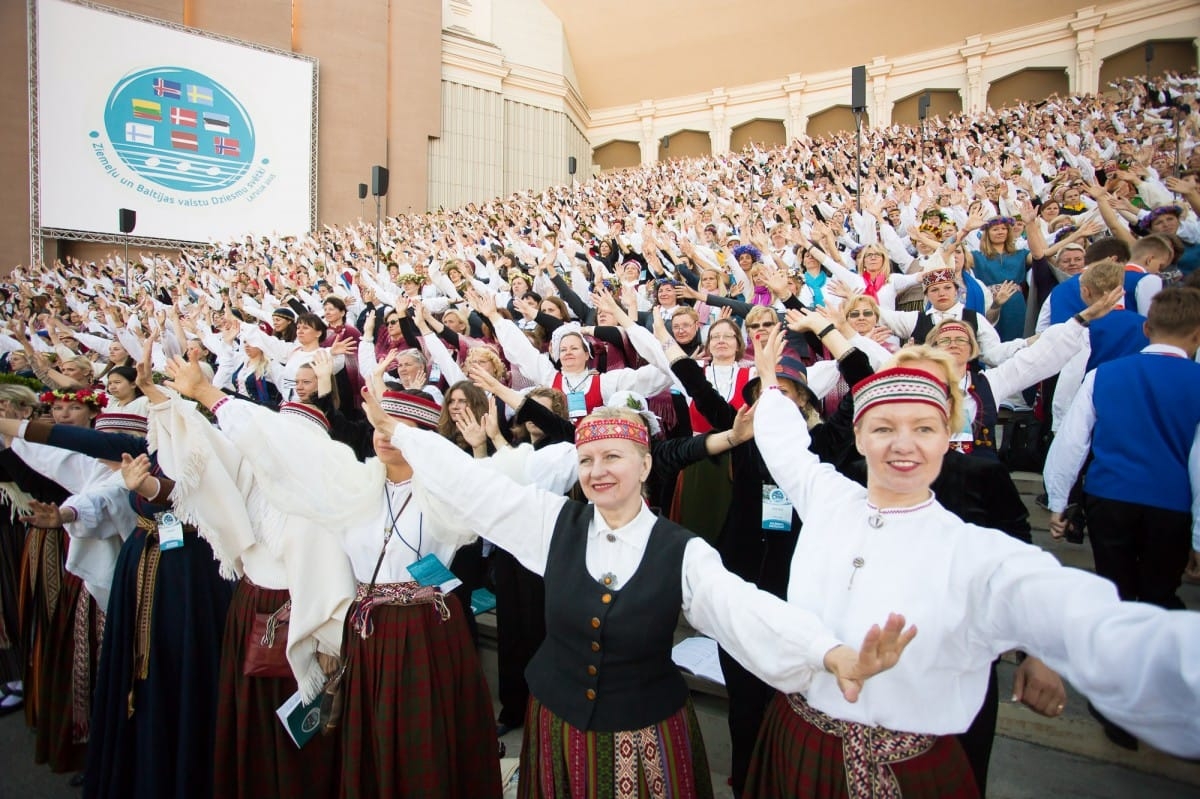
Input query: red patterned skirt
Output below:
<box><xmin>517</xmin><ymin>695</ymin><xmax>713</xmax><ymax>799</ymax></box>
<box><xmin>339</xmin><ymin>586</ymin><xmax>501</xmax><ymax>799</ymax></box>
<box><xmin>213</xmin><ymin>578</ymin><xmax>339</xmax><ymax>799</ymax></box>
<box><xmin>743</xmin><ymin>693</ymin><xmax>979</xmax><ymax>799</ymax></box>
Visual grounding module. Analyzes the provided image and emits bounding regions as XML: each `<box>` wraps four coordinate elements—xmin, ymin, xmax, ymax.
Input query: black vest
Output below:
<box><xmin>911</xmin><ymin>307</ymin><xmax>978</xmax><ymax>348</ymax></box>
<box><xmin>967</xmin><ymin>365</ymin><xmax>999</xmax><ymax>457</ymax></box>
<box><xmin>525</xmin><ymin>501</ymin><xmax>692</xmax><ymax>732</ymax></box>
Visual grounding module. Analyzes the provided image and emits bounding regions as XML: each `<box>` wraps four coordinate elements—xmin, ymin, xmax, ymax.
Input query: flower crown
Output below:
<box><xmin>40</xmin><ymin>388</ymin><xmax>108</xmax><ymax>409</ymax></box>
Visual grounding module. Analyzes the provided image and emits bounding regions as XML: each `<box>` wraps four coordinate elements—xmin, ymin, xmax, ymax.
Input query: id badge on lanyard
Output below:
<box><xmin>406</xmin><ymin>553</ymin><xmax>463</xmax><ymax>593</ymax></box>
<box><xmin>567</xmin><ymin>390</ymin><xmax>588</xmax><ymax>419</ymax></box>
<box><xmin>761</xmin><ymin>484</ymin><xmax>792</xmax><ymax>532</ymax></box>
<box><xmin>156</xmin><ymin>511</ymin><xmax>185</xmax><ymax>551</ymax></box>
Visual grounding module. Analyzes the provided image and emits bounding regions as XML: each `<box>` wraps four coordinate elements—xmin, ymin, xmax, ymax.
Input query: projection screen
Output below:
<box><xmin>33</xmin><ymin>0</ymin><xmax>317</xmax><ymax>245</ymax></box>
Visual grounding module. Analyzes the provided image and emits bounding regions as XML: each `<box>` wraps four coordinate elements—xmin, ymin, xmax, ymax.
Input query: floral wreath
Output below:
<box><xmin>39</xmin><ymin>388</ymin><xmax>108</xmax><ymax>409</ymax></box>
<box><xmin>397</xmin><ymin>273</ymin><xmax>426</xmax><ymax>287</ymax></box>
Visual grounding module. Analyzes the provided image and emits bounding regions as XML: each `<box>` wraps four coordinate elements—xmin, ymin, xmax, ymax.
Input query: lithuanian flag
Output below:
<box><xmin>132</xmin><ymin>98</ymin><xmax>162</xmax><ymax>121</ymax></box>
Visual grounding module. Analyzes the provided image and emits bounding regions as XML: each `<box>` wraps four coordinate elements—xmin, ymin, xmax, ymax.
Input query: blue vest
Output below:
<box><xmin>1123</xmin><ymin>269</ymin><xmax>1148</xmax><ymax>313</ymax></box>
<box><xmin>1085</xmin><ymin>310</ymin><xmax>1148</xmax><ymax>372</ymax></box>
<box><xmin>1178</xmin><ymin>242</ymin><xmax>1200</xmax><ymax>275</ymax></box>
<box><xmin>1048</xmin><ymin>275</ymin><xmax>1085</xmax><ymax>324</ymax></box>
<box><xmin>1087</xmin><ymin>352</ymin><xmax>1200</xmax><ymax>513</ymax></box>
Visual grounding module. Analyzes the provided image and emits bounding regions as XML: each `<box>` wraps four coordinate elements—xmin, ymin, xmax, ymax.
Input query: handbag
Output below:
<box><xmin>242</xmin><ymin>600</ymin><xmax>292</xmax><ymax>679</ymax></box>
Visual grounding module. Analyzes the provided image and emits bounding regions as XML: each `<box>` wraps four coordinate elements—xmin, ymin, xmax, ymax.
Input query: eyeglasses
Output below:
<box><xmin>934</xmin><ymin>337</ymin><xmax>971</xmax><ymax>347</ymax></box>
<box><xmin>707</xmin><ymin>333</ymin><xmax>739</xmax><ymax>342</ymax></box>
<box><xmin>745</xmin><ymin>322</ymin><xmax>777</xmax><ymax>331</ymax></box>
<box><xmin>845</xmin><ymin>310</ymin><xmax>875</xmax><ymax>319</ymax></box>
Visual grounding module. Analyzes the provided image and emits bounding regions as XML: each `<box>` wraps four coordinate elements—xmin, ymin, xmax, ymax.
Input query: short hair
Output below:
<box><xmin>882</xmin><ymin>345</ymin><xmax>966</xmax><ymax>433</ymax></box>
<box><xmin>0</xmin><ymin>384</ymin><xmax>39</xmax><ymax>409</ymax></box>
<box><xmin>1079</xmin><ymin>260</ymin><xmax>1123</xmax><ymax>296</ymax></box>
<box><xmin>1146</xmin><ymin>287</ymin><xmax>1200</xmax><ymax>338</ymax></box>
<box><xmin>323</xmin><ymin>296</ymin><xmax>347</xmax><ymax>314</ymax></box>
<box><xmin>1130</xmin><ymin>234</ymin><xmax>1173</xmax><ymax>266</ymax></box>
<box><xmin>1084</xmin><ymin>236</ymin><xmax>1131</xmax><ymax>265</ymax></box>
<box><xmin>704</xmin><ymin>318</ymin><xmax>746</xmax><ymax>362</ymax></box>
<box><xmin>744</xmin><ymin>305</ymin><xmax>779</xmax><ymax>329</ymax></box>
<box><xmin>671</xmin><ymin>307</ymin><xmax>700</xmax><ymax>326</ymax></box>
<box><xmin>843</xmin><ymin>293</ymin><xmax>882</xmax><ymax>319</ymax></box>
<box><xmin>295</xmin><ymin>312</ymin><xmax>327</xmax><ymax>337</ymax></box>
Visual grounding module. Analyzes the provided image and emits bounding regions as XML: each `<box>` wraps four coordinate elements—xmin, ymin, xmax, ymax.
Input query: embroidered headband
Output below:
<box><xmin>278</xmin><ymin>401</ymin><xmax>330</xmax><ymax>434</ymax></box>
<box><xmin>933</xmin><ymin>321</ymin><xmax>973</xmax><ymax>340</ymax></box>
<box><xmin>575</xmin><ymin>416</ymin><xmax>651</xmax><ymax>449</ymax></box>
<box><xmin>852</xmin><ymin>367</ymin><xmax>951</xmax><ymax>426</ymax></box>
<box><xmin>93</xmin><ymin>411</ymin><xmax>147</xmax><ymax>434</ymax></box>
<box><xmin>40</xmin><ymin>388</ymin><xmax>108</xmax><ymax>409</ymax></box>
<box><xmin>379</xmin><ymin>390</ymin><xmax>440</xmax><ymax>430</ymax></box>
<box><xmin>921</xmin><ymin>267</ymin><xmax>956</xmax><ymax>291</ymax></box>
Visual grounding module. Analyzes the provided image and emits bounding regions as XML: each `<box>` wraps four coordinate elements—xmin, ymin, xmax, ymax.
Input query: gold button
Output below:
<box><xmin>601</xmin><ymin>593</ymin><xmax>612</xmax><ymax>604</ymax></box>
<box><xmin>602</xmin><ymin>576</ymin><xmax>613</xmax><ymax>586</ymax></box>
<box><xmin>587</xmin><ymin>665</ymin><xmax>597</xmax><ymax>676</ymax></box>
<box><xmin>590</xmin><ymin>617</ymin><xmax>600</xmax><ymax>629</ymax></box>
<box><xmin>586</xmin><ymin>689</ymin><xmax>596</xmax><ymax>700</ymax></box>
<box><xmin>591</xmin><ymin>641</ymin><xmax>600</xmax><ymax>652</ymax></box>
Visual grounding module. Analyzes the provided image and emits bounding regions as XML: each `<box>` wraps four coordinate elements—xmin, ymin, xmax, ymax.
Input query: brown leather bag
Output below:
<box><xmin>242</xmin><ymin>601</ymin><xmax>292</xmax><ymax>679</ymax></box>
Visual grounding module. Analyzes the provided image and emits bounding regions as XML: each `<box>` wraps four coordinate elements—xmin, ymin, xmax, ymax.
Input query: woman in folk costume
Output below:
<box><xmin>917</xmin><ymin>278</ymin><xmax>1122</xmax><ymax>457</ymax></box>
<box><xmin>138</xmin><ymin>367</ymin><xmax>353</xmax><ymax>799</ymax></box>
<box><xmin>0</xmin><ymin>385</ymin><xmax>41</xmax><ymax>718</ymax></box>
<box><xmin>0</xmin><ymin>359</ymin><xmax>234</xmax><ymax>799</ymax></box>
<box><xmin>163</xmin><ymin>359</ymin><xmax>501</xmax><ymax>799</ymax></box>
<box><xmin>476</xmin><ymin>289</ymin><xmax>672</xmax><ymax>422</ymax></box>
<box><xmin>370</xmin><ymin>392</ymin><xmax>917</xmax><ymax>799</ymax></box>
<box><xmin>743</xmin><ymin>328</ymin><xmax>1200</xmax><ymax>798</ymax></box>
<box><xmin>0</xmin><ymin>386</ymin><xmax>107</xmax><ymax>774</ymax></box>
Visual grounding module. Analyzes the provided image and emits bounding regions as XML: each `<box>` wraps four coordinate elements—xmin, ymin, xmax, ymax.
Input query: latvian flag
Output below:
<box><xmin>171</xmin><ymin>130</ymin><xmax>199</xmax><ymax>152</ymax></box>
<box><xmin>170</xmin><ymin>107</ymin><xmax>197</xmax><ymax>127</ymax></box>
<box><xmin>213</xmin><ymin>137</ymin><xmax>240</xmax><ymax>157</ymax></box>
<box><xmin>202</xmin><ymin>112</ymin><xmax>230</xmax><ymax>134</ymax></box>
<box><xmin>152</xmin><ymin>78</ymin><xmax>182</xmax><ymax>98</ymax></box>
<box><xmin>132</xmin><ymin>99</ymin><xmax>161</xmax><ymax>121</ymax></box>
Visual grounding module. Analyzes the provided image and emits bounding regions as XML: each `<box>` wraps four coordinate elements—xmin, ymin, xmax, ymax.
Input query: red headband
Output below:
<box><xmin>575</xmin><ymin>417</ymin><xmax>650</xmax><ymax>449</ymax></box>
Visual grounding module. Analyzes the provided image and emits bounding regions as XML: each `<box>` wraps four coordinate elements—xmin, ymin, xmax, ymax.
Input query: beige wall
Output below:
<box><xmin>657</xmin><ymin>130</ymin><xmax>711</xmax><ymax>162</ymax></box>
<box><xmin>730</xmin><ymin>119</ymin><xmax>786</xmax><ymax>153</ymax></box>
<box><xmin>594</xmin><ymin>141</ymin><xmax>640</xmax><ymax>172</ymax></box>
<box><xmin>1099</xmin><ymin>39</ymin><xmax>1197</xmax><ymax>88</ymax></box>
<box><xmin>807</xmin><ymin>107</ymin><xmax>869</xmax><ymax>140</ymax></box>
<box><xmin>892</xmin><ymin>90</ymin><xmax>963</xmax><ymax>128</ymax></box>
<box><xmin>987</xmin><ymin>68</ymin><xmax>1070</xmax><ymax>109</ymax></box>
<box><xmin>4</xmin><ymin>0</ymin><xmax>440</xmax><ymax>272</ymax></box>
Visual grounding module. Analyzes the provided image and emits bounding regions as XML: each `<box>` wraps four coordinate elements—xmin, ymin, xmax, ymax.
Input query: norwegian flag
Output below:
<box><xmin>213</xmin><ymin>136</ymin><xmax>240</xmax><ymax>157</ymax></box>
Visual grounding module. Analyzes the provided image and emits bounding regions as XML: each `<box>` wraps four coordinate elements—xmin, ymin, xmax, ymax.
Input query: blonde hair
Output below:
<box><xmin>464</xmin><ymin>345</ymin><xmax>508</xmax><ymax>383</ymax></box>
<box><xmin>855</xmin><ymin>243</ymin><xmax>890</xmax><ymax>273</ymax></box>
<box><xmin>883</xmin><ymin>346</ymin><xmax>966</xmax><ymax>432</ymax></box>
<box><xmin>979</xmin><ymin>222</ymin><xmax>1019</xmax><ymax>257</ymax></box>
<box><xmin>0</xmin><ymin>384</ymin><xmax>40</xmax><ymax>415</ymax></box>
<box><xmin>744</xmin><ymin>305</ymin><xmax>778</xmax><ymax>329</ymax></box>
<box><xmin>843</xmin><ymin>293</ymin><xmax>881</xmax><ymax>319</ymax></box>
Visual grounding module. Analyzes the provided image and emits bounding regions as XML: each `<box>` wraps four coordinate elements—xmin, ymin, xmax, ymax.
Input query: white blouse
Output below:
<box><xmin>390</xmin><ymin>423</ymin><xmax>844</xmax><ymax>694</ymax></box>
<box><xmin>754</xmin><ymin>388</ymin><xmax>1200</xmax><ymax>758</ymax></box>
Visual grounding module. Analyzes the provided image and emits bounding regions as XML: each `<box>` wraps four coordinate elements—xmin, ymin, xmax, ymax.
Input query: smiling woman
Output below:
<box><xmin>383</xmin><ymin>401</ymin><xmax>917</xmax><ymax>799</ymax></box>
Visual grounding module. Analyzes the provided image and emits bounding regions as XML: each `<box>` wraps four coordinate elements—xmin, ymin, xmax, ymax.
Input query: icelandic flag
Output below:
<box><xmin>124</xmin><ymin>122</ymin><xmax>154</xmax><ymax>145</ymax></box>
<box><xmin>171</xmin><ymin>130</ymin><xmax>199</xmax><ymax>151</ymax></box>
<box><xmin>213</xmin><ymin>137</ymin><xmax>240</xmax><ymax>157</ymax></box>
<box><xmin>152</xmin><ymin>78</ymin><xmax>182</xmax><ymax>98</ymax></box>
<box><xmin>202</xmin><ymin>112</ymin><xmax>230</xmax><ymax>133</ymax></box>
<box><xmin>132</xmin><ymin>98</ymin><xmax>161</xmax><ymax>121</ymax></box>
<box><xmin>170</xmin><ymin>107</ymin><xmax>197</xmax><ymax>127</ymax></box>
<box><xmin>186</xmin><ymin>84</ymin><xmax>214</xmax><ymax>106</ymax></box>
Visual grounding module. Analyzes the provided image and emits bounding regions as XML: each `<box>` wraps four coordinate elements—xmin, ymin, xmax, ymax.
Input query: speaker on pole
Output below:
<box><xmin>660</xmin><ymin>136</ymin><xmax>670</xmax><ymax>150</ymax></box>
<box><xmin>918</xmin><ymin>92</ymin><xmax>931</xmax><ymax>121</ymax></box>
<box><xmin>371</xmin><ymin>165</ymin><xmax>389</xmax><ymax>197</ymax></box>
<box><xmin>851</xmin><ymin>65</ymin><xmax>867</xmax><ymax>112</ymax></box>
<box><xmin>567</xmin><ymin>156</ymin><xmax>577</xmax><ymax>176</ymax></box>
<box><xmin>357</xmin><ymin>183</ymin><xmax>368</xmax><ymax>200</ymax></box>
<box><xmin>118</xmin><ymin>208</ymin><xmax>136</xmax><ymax>233</ymax></box>
<box><xmin>1145</xmin><ymin>43</ymin><xmax>1155</xmax><ymax>68</ymax></box>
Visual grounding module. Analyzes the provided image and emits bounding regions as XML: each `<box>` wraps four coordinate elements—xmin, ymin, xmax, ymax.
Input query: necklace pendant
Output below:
<box><xmin>868</xmin><ymin>514</ymin><xmax>884</xmax><ymax>529</ymax></box>
<box><xmin>848</xmin><ymin>557</ymin><xmax>865</xmax><ymax>590</ymax></box>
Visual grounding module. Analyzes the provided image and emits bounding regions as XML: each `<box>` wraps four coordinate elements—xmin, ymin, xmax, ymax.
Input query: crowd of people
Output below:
<box><xmin>0</xmin><ymin>69</ymin><xmax>1198</xmax><ymax>799</ymax></box>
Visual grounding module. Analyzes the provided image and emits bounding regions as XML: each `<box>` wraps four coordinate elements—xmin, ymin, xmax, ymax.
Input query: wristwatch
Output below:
<box><xmin>1071</xmin><ymin>312</ymin><xmax>1091</xmax><ymax>328</ymax></box>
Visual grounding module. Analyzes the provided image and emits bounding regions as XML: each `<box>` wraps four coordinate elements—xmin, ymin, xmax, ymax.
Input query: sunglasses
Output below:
<box><xmin>846</xmin><ymin>310</ymin><xmax>876</xmax><ymax>319</ymax></box>
<box><xmin>745</xmin><ymin>322</ymin><xmax>777</xmax><ymax>331</ymax></box>
<box><xmin>386</xmin><ymin>319</ymin><xmax>402</xmax><ymax>326</ymax></box>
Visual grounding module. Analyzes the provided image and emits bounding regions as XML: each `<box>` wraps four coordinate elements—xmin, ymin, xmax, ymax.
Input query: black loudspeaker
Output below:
<box><xmin>918</xmin><ymin>92</ymin><xmax>931</xmax><ymax>121</ymax></box>
<box><xmin>851</xmin><ymin>65</ymin><xmax>866</xmax><ymax>112</ymax></box>
<box><xmin>1145</xmin><ymin>43</ymin><xmax>1155</xmax><ymax>63</ymax></box>
<box><xmin>661</xmin><ymin>135</ymin><xmax>670</xmax><ymax>150</ymax></box>
<box><xmin>567</xmin><ymin>156</ymin><xmax>577</xmax><ymax>175</ymax></box>
<box><xmin>357</xmin><ymin>183</ymin><xmax>368</xmax><ymax>200</ymax></box>
<box><xmin>371</xmin><ymin>165</ymin><xmax>389</xmax><ymax>197</ymax></box>
<box><xmin>118</xmin><ymin>208</ymin><xmax>136</xmax><ymax>234</ymax></box>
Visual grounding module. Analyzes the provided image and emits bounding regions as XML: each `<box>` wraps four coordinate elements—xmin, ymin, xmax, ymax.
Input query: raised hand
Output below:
<box><xmin>20</xmin><ymin>500</ymin><xmax>64</xmax><ymax>529</ymax></box>
<box><xmin>310</xmin><ymin>348</ymin><xmax>334</xmax><ymax>381</ymax></box>
<box><xmin>455</xmin><ymin>406</ymin><xmax>488</xmax><ymax>452</ymax></box>
<box><xmin>163</xmin><ymin>354</ymin><xmax>211</xmax><ymax>399</ymax></box>
<box><xmin>329</xmin><ymin>337</ymin><xmax>357</xmax><ymax>357</ymax></box>
<box><xmin>119</xmin><ymin>453</ymin><xmax>153</xmax><ymax>493</ymax></box>
<box><xmin>823</xmin><ymin>613</ymin><xmax>918</xmax><ymax>703</ymax></box>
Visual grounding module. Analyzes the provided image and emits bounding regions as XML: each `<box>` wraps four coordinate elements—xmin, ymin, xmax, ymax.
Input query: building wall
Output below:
<box><xmin>987</xmin><ymin>68</ymin><xmax>1071</xmax><ymax>109</ymax></box>
<box><xmin>593</xmin><ymin>140</ymin><xmax>639</xmax><ymax>172</ymax></box>
<box><xmin>1099</xmin><ymin>38</ymin><xmax>1197</xmax><ymax>87</ymax></box>
<box><xmin>730</xmin><ymin>120</ymin><xmax>787</xmax><ymax>153</ymax></box>
<box><xmin>891</xmin><ymin>90</ymin><xmax>963</xmax><ymax>128</ymax></box>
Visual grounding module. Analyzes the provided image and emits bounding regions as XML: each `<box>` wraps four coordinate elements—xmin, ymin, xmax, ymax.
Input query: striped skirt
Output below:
<box><xmin>517</xmin><ymin>696</ymin><xmax>713</xmax><ymax>799</ymax></box>
<box><xmin>743</xmin><ymin>692</ymin><xmax>979</xmax><ymax>799</ymax></box>
<box><xmin>339</xmin><ymin>588</ymin><xmax>501</xmax><ymax>799</ymax></box>
<box><xmin>213</xmin><ymin>578</ymin><xmax>339</xmax><ymax>799</ymax></box>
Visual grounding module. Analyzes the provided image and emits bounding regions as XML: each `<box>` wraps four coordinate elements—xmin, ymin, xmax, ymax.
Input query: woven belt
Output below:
<box><xmin>785</xmin><ymin>693</ymin><xmax>936</xmax><ymax>799</ymax></box>
<box><xmin>129</xmin><ymin>516</ymin><xmax>161</xmax><ymax>717</ymax></box>
<box><xmin>349</xmin><ymin>581</ymin><xmax>450</xmax><ymax>639</ymax></box>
